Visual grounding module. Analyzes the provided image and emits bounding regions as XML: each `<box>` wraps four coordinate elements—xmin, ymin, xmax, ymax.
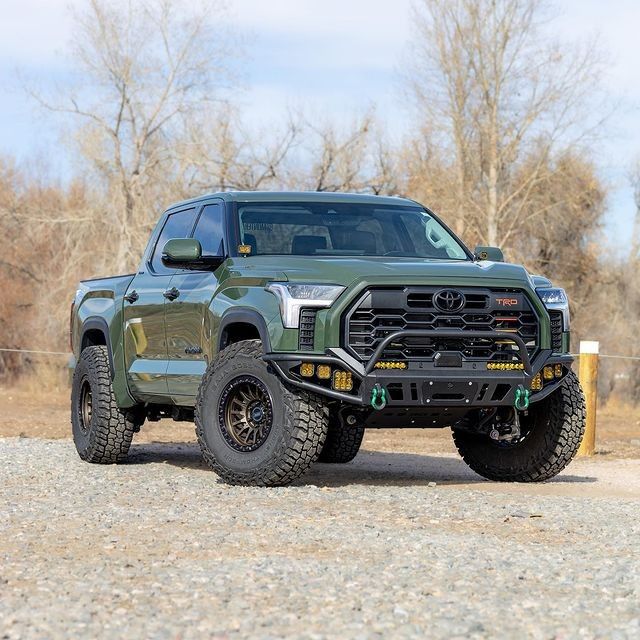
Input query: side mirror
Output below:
<box><xmin>474</xmin><ymin>245</ymin><xmax>504</xmax><ymax>262</ymax></box>
<box><xmin>162</xmin><ymin>238</ymin><xmax>225</xmax><ymax>270</ymax></box>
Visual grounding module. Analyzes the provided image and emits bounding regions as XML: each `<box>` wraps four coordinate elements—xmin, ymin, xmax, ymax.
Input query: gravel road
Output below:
<box><xmin>2</xmin><ymin>437</ymin><xmax>639</xmax><ymax>639</ymax></box>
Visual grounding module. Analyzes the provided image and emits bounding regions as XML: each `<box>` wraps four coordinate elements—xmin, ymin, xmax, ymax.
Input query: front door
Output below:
<box><xmin>123</xmin><ymin>206</ymin><xmax>198</xmax><ymax>401</ymax></box>
<box><xmin>165</xmin><ymin>201</ymin><xmax>225</xmax><ymax>402</ymax></box>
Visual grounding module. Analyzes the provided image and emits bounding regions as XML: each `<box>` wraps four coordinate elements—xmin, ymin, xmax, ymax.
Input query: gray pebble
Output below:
<box><xmin>1</xmin><ymin>438</ymin><xmax>639</xmax><ymax>640</ymax></box>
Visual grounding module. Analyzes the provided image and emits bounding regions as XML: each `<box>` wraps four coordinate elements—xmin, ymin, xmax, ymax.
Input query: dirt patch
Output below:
<box><xmin>0</xmin><ymin>386</ymin><xmax>196</xmax><ymax>443</ymax></box>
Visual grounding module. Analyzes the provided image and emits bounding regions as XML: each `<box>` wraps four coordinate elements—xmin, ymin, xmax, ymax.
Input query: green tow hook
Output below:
<box><xmin>514</xmin><ymin>384</ymin><xmax>530</xmax><ymax>411</ymax></box>
<box><xmin>371</xmin><ymin>384</ymin><xmax>387</xmax><ymax>410</ymax></box>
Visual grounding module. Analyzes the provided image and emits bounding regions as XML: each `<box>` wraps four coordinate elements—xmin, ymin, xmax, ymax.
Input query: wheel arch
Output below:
<box><xmin>218</xmin><ymin>309</ymin><xmax>271</xmax><ymax>354</ymax></box>
<box><xmin>80</xmin><ymin>317</ymin><xmax>115</xmax><ymax>378</ymax></box>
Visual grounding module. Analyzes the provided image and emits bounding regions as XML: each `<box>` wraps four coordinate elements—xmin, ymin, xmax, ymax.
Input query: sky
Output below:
<box><xmin>1</xmin><ymin>0</ymin><xmax>639</xmax><ymax>242</ymax></box>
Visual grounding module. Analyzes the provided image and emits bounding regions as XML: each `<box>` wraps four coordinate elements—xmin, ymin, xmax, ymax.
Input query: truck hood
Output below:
<box><xmin>232</xmin><ymin>256</ymin><xmax>534</xmax><ymax>288</ymax></box>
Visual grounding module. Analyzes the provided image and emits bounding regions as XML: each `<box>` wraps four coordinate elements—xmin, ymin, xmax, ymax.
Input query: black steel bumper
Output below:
<box><xmin>264</xmin><ymin>329</ymin><xmax>574</xmax><ymax>408</ymax></box>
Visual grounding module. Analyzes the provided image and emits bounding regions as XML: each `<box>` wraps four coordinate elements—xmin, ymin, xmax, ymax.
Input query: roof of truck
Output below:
<box><xmin>166</xmin><ymin>191</ymin><xmax>421</xmax><ymax>211</ymax></box>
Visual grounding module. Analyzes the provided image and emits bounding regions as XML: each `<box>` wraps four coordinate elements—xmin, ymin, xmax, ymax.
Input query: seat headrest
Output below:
<box><xmin>341</xmin><ymin>230</ymin><xmax>376</xmax><ymax>254</ymax></box>
<box><xmin>292</xmin><ymin>235</ymin><xmax>327</xmax><ymax>255</ymax></box>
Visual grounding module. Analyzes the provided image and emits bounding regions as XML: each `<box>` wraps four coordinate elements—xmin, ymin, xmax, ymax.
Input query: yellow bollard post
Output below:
<box><xmin>577</xmin><ymin>340</ymin><xmax>599</xmax><ymax>457</ymax></box>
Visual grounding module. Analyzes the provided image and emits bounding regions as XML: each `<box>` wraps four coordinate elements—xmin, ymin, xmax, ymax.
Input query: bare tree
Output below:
<box><xmin>34</xmin><ymin>0</ymin><xmax>237</xmax><ymax>268</ymax></box>
<box><xmin>175</xmin><ymin>109</ymin><xmax>398</xmax><ymax>196</ymax></box>
<box><xmin>624</xmin><ymin>162</ymin><xmax>640</xmax><ymax>400</ymax></box>
<box><xmin>0</xmin><ymin>156</ymin><xmax>96</xmax><ymax>378</ymax></box>
<box><xmin>405</xmin><ymin>0</ymin><xmax>606</xmax><ymax>246</ymax></box>
<box><xmin>175</xmin><ymin>108</ymin><xmax>302</xmax><ymax>193</ymax></box>
<box><xmin>287</xmin><ymin>113</ymin><xmax>398</xmax><ymax>194</ymax></box>
<box><xmin>630</xmin><ymin>161</ymin><xmax>640</xmax><ymax>260</ymax></box>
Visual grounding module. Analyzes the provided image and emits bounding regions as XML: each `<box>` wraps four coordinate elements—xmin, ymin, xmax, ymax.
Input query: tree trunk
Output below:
<box><xmin>487</xmin><ymin>162</ymin><xmax>498</xmax><ymax>246</ymax></box>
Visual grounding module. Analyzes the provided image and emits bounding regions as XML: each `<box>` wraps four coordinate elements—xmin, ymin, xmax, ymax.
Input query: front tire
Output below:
<box><xmin>319</xmin><ymin>409</ymin><xmax>365</xmax><ymax>463</ymax></box>
<box><xmin>195</xmin><ymin>340</ymin><xmax>329</xmax><ymax>486</ymax></box>
<box><xmin>452</xmin><ymin>371</ymin><xmax>586</xmax><ymax>482</ymax></box>
<box><xmin>71</xmin><ymin>346</ymin><xmax>137</xmax><ymax>463</ymax></box>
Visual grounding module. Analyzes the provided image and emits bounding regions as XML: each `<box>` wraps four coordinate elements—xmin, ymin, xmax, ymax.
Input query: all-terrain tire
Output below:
<box><xmin>319</xmin><ymin>411</ymin><xmax>365</xmax><ymax>463</ymax></box>
<box><xmin>71</xmin><ymin>346</ymin><xmax>136</xmax><ymax>463</ymax></box>
<box><xmin>195</xmin><ymin>340</ymin><xmax>329</xmax><ymax>486</ymax></box>
<box><xmin>452</xmin><ymin>370</ymin><xmax>586</xmax><ymax>482</ymax></box>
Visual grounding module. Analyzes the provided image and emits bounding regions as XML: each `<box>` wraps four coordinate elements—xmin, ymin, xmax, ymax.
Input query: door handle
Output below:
<box><xmin>124</xmin><ymin>290</ymin><xmax>139</xmax><ymax>303</ymax></box>
<box><xmin>163</xmin><ymin>287</ymin><xmax>180</xmax><ymax>301</ymax></box>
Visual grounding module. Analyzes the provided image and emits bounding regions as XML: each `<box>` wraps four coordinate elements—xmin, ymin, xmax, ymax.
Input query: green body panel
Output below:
<box><xmin>164</xmin><ymin>270</ymin><xmax>213</xmax><ymax>402</ymax></box>
<box><xmin>71</xmin><ymin>274</ymin><xmax>137</xmax><ymax>408</ymax></box>
<box><xmin>168</xmin><ymin>190</ymin><xmax>421</xmax><ymax>211</ymax></box>
<box><xmin>71</xmin><ymin>191</ymin><xmax>566</xmax><ymax>409</ymax></box>
<box><xmin>165</xmin><ymin>262</ymin><xmax>282</xmax><ymax>404</ymax></box>
<box><xmin>122</xmin><ymin>270</ymin><xmax>175</xmax><ymax>402</ymax></box>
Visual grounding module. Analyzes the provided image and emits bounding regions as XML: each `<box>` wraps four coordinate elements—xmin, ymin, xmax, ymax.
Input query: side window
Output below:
<box><xmin>150</xmin><ymin>208</ymin><xmax>197</xmax><ymax>274</ymax></box>
<box><xmin>193</xmin><ymin>203</ymin><xmax>224</xmax><ymax>256</ymax></box>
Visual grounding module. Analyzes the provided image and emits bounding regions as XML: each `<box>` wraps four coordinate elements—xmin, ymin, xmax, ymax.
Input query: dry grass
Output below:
<box><xmin>15</xmin><ymin>360</ymin><xmax>71</xmax><ymax>395</ymax></box>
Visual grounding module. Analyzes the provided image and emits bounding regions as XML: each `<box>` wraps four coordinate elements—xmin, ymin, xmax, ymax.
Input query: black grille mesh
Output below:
<box><xmin>298</xmin><ymin>309</ymin><xmax>317</xmax><ymax>351</ymax></box>
<box><xmin>345</xmin><ymin>287</ymin><xmax>539</xmax><ymax>362</ymax></box>
<box><xmin>549</xmin><ymin>311</ymin><xmax>563</xmax><ymax>351</ymax></box>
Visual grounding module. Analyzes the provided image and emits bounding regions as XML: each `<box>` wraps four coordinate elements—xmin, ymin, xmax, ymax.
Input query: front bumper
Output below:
<box><xmin>264</xmin><ymin>328</ymin><xmax>573</xmax><ymax>408</ymax></box>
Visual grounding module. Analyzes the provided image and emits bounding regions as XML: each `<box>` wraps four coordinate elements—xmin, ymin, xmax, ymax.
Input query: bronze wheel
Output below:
<box><xmin>79</xmin><ymin>378</ymin><xmax>93</xmax><ymax>435</ymax></box>
<box><xmin>196</xmin><ymin>340</ymin><xmax>329</xmax><ymax>486</ymax></box>
<box><xmin>218</xmin><ymin>375</ymin><xmax>273</xmax><ymax>452</ymax></box>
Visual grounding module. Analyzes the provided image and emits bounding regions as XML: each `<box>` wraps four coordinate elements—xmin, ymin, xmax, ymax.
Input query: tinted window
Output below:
<box><xmin>151</xmin><ymin>208</ymin><xmax>197</xmax><ymax>274</ymax></box>
<box><xmin>236</xmin><ymin>202</ymin><xmax>468</xmax><ymax>260</ymax></box>
<box><xmin>193</xmin><ymin>203</ymin><xmax>224</xmax><ymax>256</ymax></box>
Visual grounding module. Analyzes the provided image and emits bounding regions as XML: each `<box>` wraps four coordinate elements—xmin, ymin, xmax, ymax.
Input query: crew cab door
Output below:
<box><xmin>164</xmin><ymin>201</ymin><xmax>226</xmax><ymax>402</ymax></box>
<box><xmin>122</xmin><ymin>207</ymin><xmax>198</xmax><ymax>401</ymax></box>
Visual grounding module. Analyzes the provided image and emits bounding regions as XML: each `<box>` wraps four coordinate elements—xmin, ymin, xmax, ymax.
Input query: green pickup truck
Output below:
<box><xmin>70</xmin><ymin>191</ymin><xmax>585</xmax><ymax>486</ymax></box>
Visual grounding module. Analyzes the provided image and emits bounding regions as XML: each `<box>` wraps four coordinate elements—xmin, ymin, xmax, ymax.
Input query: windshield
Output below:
<box><xmin>235</xmin><ymin>202</ymin><xmax>469</xmax><ymax>260</ymax></box>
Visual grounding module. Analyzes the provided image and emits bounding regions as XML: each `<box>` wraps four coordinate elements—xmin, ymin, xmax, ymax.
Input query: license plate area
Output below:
<box><xmin>423</xmin><ymin>380</ymin><xmax>478</xmax><ymax>405</ymax></box>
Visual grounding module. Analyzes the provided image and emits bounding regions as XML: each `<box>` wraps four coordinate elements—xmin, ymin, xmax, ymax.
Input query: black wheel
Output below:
<box><xmin>71</xmin><ymin>346</ymin><xmax>138</xmax><ymax>463</ymax></box>
<box><xmin>452</xmin><ymin>371</ymin><xmax>586</xmax><ymax>482</ymax></box>
<box><xmin>319</xmin><ymin>409</ymin><xmax>365</xmax><ymax>463</ymax></box>
<box><xmin>195</xmin><ymin>340</ymin><xmax>329</xmax><ymax>486</ymax></box>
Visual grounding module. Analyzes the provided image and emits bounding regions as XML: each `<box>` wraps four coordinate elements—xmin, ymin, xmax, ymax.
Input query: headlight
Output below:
<box><xmin>536</xmin><ymin>287</ymin><xmax>570</xmax><ymax>329</ymax></box>
<box><xmin>536</xmin><ymin>288</ymin><xmax>567</xmax><ymax>305</ymax></box>
<box><xmin>266</xmin><ymin>283</ymin><xmax>346</xmax><ymax>329</ymax></box>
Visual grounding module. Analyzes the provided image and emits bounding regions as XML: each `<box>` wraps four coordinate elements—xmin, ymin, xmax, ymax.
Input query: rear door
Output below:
<box><xmin>122</xmin><ymin>207</ymin><xmax>198</xmax><ymax>401</ymax></box>
<box><xmin>165</xmin><ymin>200</ymin><xmax>226</xmax><ymax>401</ymax></box>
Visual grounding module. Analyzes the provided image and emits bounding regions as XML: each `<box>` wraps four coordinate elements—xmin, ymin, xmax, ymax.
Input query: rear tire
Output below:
<box><xmin>71</xmin><ymin>346</ymin><xmax>137</xmax><ymax>463</ymax></box>
<box><xmin>452</xmin><ymin>371</ymin><xmax>586</xmax><ymax>482</ymax></box>
<box><xmin>319</xmin><ymin>410</ymin><xmax>365</xmax><ymax>463</ymax></box>
<box><xmin>195</xmin><ymin>340</ymin><xmax>329</xmax><ymax>486</ymax></box>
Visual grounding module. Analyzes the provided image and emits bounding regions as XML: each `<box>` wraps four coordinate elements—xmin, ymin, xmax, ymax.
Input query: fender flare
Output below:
<box><xmin>218</xmin><ymin>309</ymin><xmax>272</xmax><ymax>353</ymax></box>
<box><xmin>80</xmin><ymin>317</ymin><xmax>115</xmax><ymax>379</ymax></box>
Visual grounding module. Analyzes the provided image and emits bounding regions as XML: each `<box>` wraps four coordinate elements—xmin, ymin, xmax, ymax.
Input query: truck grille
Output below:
<box><xmin>344</xmin><ymin>287</ymin><xmax>539</xmax><ymax>362</ymax></box>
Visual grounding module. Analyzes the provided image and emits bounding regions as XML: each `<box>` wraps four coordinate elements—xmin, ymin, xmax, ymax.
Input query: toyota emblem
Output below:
<box><xmin>433</xmin><ymin>289</ymin><xmax>465</xmax><ymax>313</ymax></box>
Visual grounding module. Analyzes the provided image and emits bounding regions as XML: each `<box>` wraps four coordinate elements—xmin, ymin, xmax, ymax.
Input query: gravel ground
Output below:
<box><xmin>2</xmin><ymin>437</ymin><xmax>639</xmax><ymax>640</ymax></box>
